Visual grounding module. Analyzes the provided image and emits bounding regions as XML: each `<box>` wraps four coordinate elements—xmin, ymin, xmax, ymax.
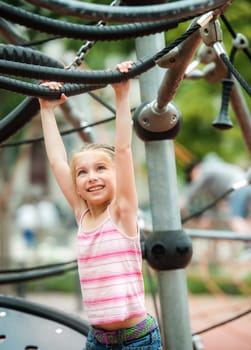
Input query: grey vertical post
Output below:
<box><xmin>135</xmin><ymin>34</ymin><xmax>193</xmax><ymax>350</ymax></box>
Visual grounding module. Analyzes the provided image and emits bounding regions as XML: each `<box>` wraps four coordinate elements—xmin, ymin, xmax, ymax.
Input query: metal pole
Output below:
<box><xmin>135</xmin><ymin>34</ymin><xmax>193</xmax><ymax>350</ymax></box>
<box><xmin>230</xmin><ymin>82</ymin><xmax>251</xmax><ymax>156</ymax></box>
<box><xmin>187</xmin><ymin>228</ymin><xmax>251</xmax><ymax>241</ymax></box>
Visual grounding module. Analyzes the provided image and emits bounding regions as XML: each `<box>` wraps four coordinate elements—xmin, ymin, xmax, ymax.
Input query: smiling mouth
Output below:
<box><xmin>88</xmin><ymin>185</ymin><xmax>104</xmax><ymax>192</ymax></box>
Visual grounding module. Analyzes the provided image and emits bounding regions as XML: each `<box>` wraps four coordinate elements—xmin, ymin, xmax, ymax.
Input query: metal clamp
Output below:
<box><xmin>232</xmin><ymin>33</ymin><xmax>249</xmax><ymax>50</ymax></box>
<box><xmin>200</xmin><ymin>19</ymin><xmax>223</xmax><ymax>46</ymax></box>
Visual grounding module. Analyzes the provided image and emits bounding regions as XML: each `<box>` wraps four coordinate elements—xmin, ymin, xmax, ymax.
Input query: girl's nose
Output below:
<box><xmin>88</xmin><ymin>170</ymin><xmax>97</xmax><ymax>181</ymax></box>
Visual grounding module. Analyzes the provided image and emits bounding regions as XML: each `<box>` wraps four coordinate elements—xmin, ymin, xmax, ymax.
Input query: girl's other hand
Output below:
<box><xmin>111</xmin><ymin>60</ymin><xmax>133</xmax><ymax>93</ymax></box>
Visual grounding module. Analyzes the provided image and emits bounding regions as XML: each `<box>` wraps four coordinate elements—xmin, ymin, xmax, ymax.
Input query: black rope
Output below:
<box><xmin>221</xmin><ymin>14</ymin><xmax>251</xmax><ymax>61</ymax></box>
<box><xmin>0</xmin><ymin>44</ymin><xmax>64</xmax><ymax>68</ymax></box>
<box><xmin>182</xmin><ymin>188</ymin><xmax>233</xmax><ymax>224</ymax></box>
<box><xmin>23</xmin><ymin>0</ymin><xmax>230</xmax><ymax>23</ymax></box>
<box><xmin>0</xmin><ymin>259</ymin><xmax>76</xmax><ymax>274</ymax></box>
<box><xmin>19</xmin><ymin>35</ymin><xmax>63</xmax><ymax>47</ymax></box>
<box><xmin>0</xmin><ymin>115</ymin><xmax>116</xmax><ymax>148</ymax></box>
<box><xmin>0</xmin><ymin>16</ymin><xmax>201</xmax><ymax>145</ymax></box>
<box><xmin>0</xmin><ymin>58</ymin><xmax>149</xmax><ymax>84</ymax></box>
<box><xmin>88</xmin><ymin>92</ymin><xmax>116</xmax><ymax>114</ymax></box>
<box><xmin>0</xmin><ymin>2</ymin><xmax>181</xmax><ymax>42</ymax></box>
<box><xmin>0</xmin><ymin>75</ymin><xmax>104</xmax><ymax>98</ymax></box>
<box><xmin>220</xmin><ymin>14</ymin><xmax>236</xmax><ymax>38</ymax></box>
<box><xmin>154</xmin><ymin>22</ymin><xmax>201</xmax><ymax>61</ymax></box>
<box><xmin>229</xmin><ymin>46</ymin><xmax>237</xmax><ymax>66</ymax></box>
<box><xmin>0</xmin><ymin>22</ymin><xmax>201</xmax><ymax>85</ymax></box>
<box><xmin>0</xmin><ymin>262</ymin><xmax>77</xmax><ymax>284</ymax></box>
<box><xmin>219</xmin><ymin>53</ymin><xmax>251</xmax><ymax>97</ymax></box>
<box><xmin>192</xmin><ymin>307</ymin><xmax>251</xmax><ymax>335</ymax></box>
<box><xmin>0</xmin><ymin>101</ymin><xmax>135</xmax><ymax>148</ymax></box>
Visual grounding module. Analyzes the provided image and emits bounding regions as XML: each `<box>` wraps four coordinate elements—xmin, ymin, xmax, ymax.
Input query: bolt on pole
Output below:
<box><xmin>135</xmin><ymin>33</ymin><xmax>193</xmax><ymax>350</ymax></box>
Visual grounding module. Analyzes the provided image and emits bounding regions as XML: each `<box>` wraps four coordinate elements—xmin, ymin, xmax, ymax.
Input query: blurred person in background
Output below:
<box><xmin>182</xmin><ymin>153</ymin><xmax>251</xmax><ymax>234</ymax></box>
<box><xmin>16</xmin><ymin>196</ymin><xmax>39</xmax><ymax>250</ymax></box>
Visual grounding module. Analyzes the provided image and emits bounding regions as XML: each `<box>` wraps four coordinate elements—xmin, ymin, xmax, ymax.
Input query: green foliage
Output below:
<box><xmin>22</xmin><ymin>268</ymin><xmax>251</xmax><ymax>296</ymax></box>
<box><xmin>175</xmin><ymin>76</ymin><xmax>249</xmax><ymax>164</ymax></box>
<box><xmin>187</xmin><ymin>276</ymin><xmax>211</xmax><ymax>294</ymax></box>
<box><xmin>143</xmin><ymin>270</ymin><xmax>251</xmax><ymax>296</ymax></box>
<box><xmin>25</xmin><ymin>271</ymin><xmax>80</xmax><ymax>294</ymax></box>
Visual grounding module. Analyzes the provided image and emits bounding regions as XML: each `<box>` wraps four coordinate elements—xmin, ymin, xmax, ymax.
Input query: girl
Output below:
<box><xmin>39</xmin><ymin>61</ymin><xmax>162</xmax><ymax>350</ymax></box>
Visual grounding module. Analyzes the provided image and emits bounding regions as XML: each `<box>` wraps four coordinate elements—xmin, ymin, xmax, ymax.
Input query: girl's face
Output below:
<box><xmin>74</xmin><ymin>150</ymin><xmax>115</xmax><ymax>206</ymax></box>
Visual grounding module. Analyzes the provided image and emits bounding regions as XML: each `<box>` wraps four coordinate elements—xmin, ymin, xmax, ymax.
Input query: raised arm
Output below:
<box><xmin>38</xmin><ymin>83</ymin><xmax>80</xmax><ymax>212</ymax></box>
<box><xmin>111</xmin><ymin>61</ymin><xmax>138</xmax><ymax>233</ymax></box>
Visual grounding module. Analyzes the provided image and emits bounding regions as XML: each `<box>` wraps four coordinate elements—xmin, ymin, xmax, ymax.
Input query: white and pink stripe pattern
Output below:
<box><xmin>77</xmin><ymin>209</ymin><xmax>146</xmax><ymax>325</ymax></box>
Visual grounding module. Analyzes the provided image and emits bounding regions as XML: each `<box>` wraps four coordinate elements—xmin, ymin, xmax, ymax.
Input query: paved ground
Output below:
<box><xmin>187</xmin><ymin>295</ymin><xmax>251</xmax><ymax>350</ymax></box>
<box><xmin>22</xmin><ymin>292</ymin><xmax>251</xmax><ymax>350</ymax></box>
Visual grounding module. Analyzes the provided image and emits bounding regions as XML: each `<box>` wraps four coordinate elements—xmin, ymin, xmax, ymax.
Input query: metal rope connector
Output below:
<box><xmin>232</xmin><ymin>33</ymin><xmax>249</xmax><ymax>50</ymax></box>
<box><xmin>199</xmin><ymin>19</ymin><xmax>223</xmax><ymax>47</ymax></box>
<box><xmin>197</xmin><ymin>11</ymin><xmax>214</xmax><ymax>28</ymax></box>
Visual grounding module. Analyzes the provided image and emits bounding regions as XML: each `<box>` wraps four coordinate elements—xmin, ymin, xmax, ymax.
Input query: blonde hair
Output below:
<box><xmin>70</xmin><ymin>143</ymin><xmax>115</xmax><ymax>189</ymax></box>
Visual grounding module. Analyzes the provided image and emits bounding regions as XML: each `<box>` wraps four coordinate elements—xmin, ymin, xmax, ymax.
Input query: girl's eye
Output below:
<box><xmin>77</xmin><ymin>169</ymin><xmax>87</xmax><ymax>176</ymax></box>
<box><xmin>97</xmin><ymin>165</ymin><xmax>106</xmax><ymax>171</ymax></box>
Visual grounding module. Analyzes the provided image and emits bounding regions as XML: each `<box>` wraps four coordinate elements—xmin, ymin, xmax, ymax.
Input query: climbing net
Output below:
<box><xmin>1</xmin><ymin>0</ymin><xmax>250</xmax><ymax>143</ymax></box>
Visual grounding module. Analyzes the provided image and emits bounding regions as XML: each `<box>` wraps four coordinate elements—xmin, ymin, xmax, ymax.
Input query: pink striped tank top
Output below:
<box><xmin>77</xmin><ymin>207</ymin><xmax>146</xmax><ymax>325</ymax></box>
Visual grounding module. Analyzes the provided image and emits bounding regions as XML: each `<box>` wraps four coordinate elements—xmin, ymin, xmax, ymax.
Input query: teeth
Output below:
<box><xmin>88</xmin><ymin>186</ymin><xmax>103</xmax><ymax>192</ymax></box>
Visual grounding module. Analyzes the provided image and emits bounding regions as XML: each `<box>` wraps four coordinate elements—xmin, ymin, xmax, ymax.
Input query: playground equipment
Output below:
<box><xmin>0</xmin><ymin>1</ymin><xmax>250</xmax><ymax>349</ymax></box>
